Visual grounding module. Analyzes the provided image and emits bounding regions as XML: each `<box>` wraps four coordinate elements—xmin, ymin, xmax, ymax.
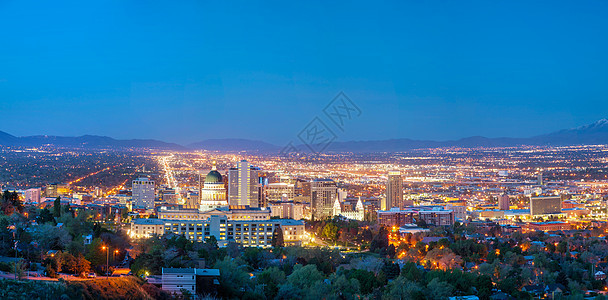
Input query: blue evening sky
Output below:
<box><xmin>1</xmin><ymin>1</ymin><xmax>607</xmax><ymax>144</ymax></box>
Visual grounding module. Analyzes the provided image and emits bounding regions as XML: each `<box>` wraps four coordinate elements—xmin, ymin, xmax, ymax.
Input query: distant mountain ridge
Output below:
<box><xmin>0</xmin><ymin>132</ymin><xmax>185</xmax><ymax>150</ymax></box>
<box><xmin>321</xmin><ymin>118</ymin><xmax>608</xmax><ymax>152</ymax></box>
<box><xmin>2</xmin><ymin>118</ymin><xmax>608</xmax><ymax>152</ymax></box>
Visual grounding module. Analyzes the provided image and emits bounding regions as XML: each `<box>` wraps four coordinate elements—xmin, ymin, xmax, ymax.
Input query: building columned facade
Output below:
<box><xmin>200</xmin><ymin>162</ymin><xmax>229</xmax><ymax>211</ymax></box>
<box><xmin>157</xmin><ymin>206</ymin><xmax>271</xmax><ymax>221</ymax></box>
<box><xmin>131</xmin><ymin>215</ymin><xmax>305</xmax><ymax>248</ymax></box>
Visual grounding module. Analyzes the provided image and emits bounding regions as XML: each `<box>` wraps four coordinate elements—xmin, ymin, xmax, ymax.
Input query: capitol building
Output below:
<box><xmin>199</xmin><ymin>162</ymin><xmax>228</xmax><ymax>211</ymax></box>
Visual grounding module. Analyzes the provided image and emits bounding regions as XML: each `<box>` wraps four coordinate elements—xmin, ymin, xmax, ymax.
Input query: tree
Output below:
<box><xmin>1</xmin><ymin>191</ymin><xmax>24</xmax><ymax>216</ymax></box>
<box><xmin>256</xmin><ymin>267</ymin><xmax>286</xmax><ymax>299</ymax></box>
<box><xmin>347</xmin><ymin>269</ymin><xmax>380</xmax><ymax>294</ymax></box>
<box><xmin>426</xmin><ymin>278</ymin><xmax>455</xmax><ymax>300</ymax></box>
<box><xmin>557</xmin><ymin>241</ymin><xmax>568</xmax><ymax>254</ymax></box>
<box><xmin>53</xmin><ymin>197</ymin><xmax>62</xmax><ymax>218</ymax></box>
<box><xmin>37</xmin><ymin>208</ymin><xmax>54</xmax><ymax>224</ymax></box>
<box><xmin>34</xmin><ymin>224</ymin><xmax>72</xmax><ymax>251</ymax></box>
<box><xmin>370</xmin><ymin>227</ymin><xmax>389</xmax><ymax>253</ymax></box>
<box><xmin>271</xmin><ymin>225</ymin><xmax>285</xmax><ymax>248</ymax></box>
<box><xmin>276</xmin><ymin>283</ymin><xmax>303</xmax><ymax>300</ymax></box>
<box><xmin>425</xmin><ymin>248</ymin><xmax>463</xmax><ymax>270</ymax></box>
<box><xmin>322</xmin><ymin>223</ymin><xmax>339</xmax><ymax>244</ymax></box>
<box><xmin>328</xmin><ymin>274</ymin><xmax>360</xmax><ymax>299</ymax></box>
<box><xmin>57</xmin><ymin>252</ymin><xmax>90</xmax><ymax>276</ymax></box>
<box><xmin>387</xmin><ymin>244</ymin><xmax>396</xmax><ymax>258</ymax></box>
<box><xmin>214</xmin><ymin>256</ymin><xmax>251</xmax><ymax>299</ymax></box>
<box><xmin>85</xmin><ymin>238</ymin><xmax>106</xmax><ymax>270</ymax></box>
<box><xmin>476</xmin><ymin>275</ymin><xmax>493</xmax><ymax>300</ymax></box>
<box><xmin>381</xmin><ymin>261</ymin><xmax>400</xmax><ymax>280</ymax></box>
<box><xmin>73</xmin><ymin>254</ymin><xmax>91</xmax><ymax>276</ymax></box>
<box><xmin>401</xmin><ymin>262</ymin><xmax>424</xmax><ymax>283</ymax></box>
<box><xmin>287</xmin><ymin>264</ymin><xmax>324</xmax><ymax>290</ymax></box>
<box><xmin>383</xmin><ymin>276</ymin><xmax>425</xmax><ymax>300</ymax></box>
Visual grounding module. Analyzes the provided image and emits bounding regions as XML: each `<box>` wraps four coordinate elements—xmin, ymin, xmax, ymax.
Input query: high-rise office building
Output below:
<box><xmin>385</xmin><ymin>171</ymin><xmax>403</xmax><ymax>210</ymax></box>
<box><xmin>310</xmin><ymin>179</ymin><xmax>338</xmax><ymax>220</ymax></box>
<box><xmin>530</xmin><ymin>196</ymin><xmax>562</xmax><ymax>216</ymax></box>
<box><xmin>228</xmin><ymin>160</ymin><xmax>260</xmax><ymax>208</ymax></box>
<box><xmin>538</xmin><ymin>170</ymin><xmax>544</xmax><ymax>186</ymax></box>
<box><xmin>498</xmin><ymin>194</ymin><xmax>510</xmax><ymax>210</ymax></box>
<box><xmin>266</xmin><ymin>183</ymin><xmax>295</xmax><ymax>202</ymax></box>
<box><xmin>25</xmin><ymin>188</ymin><xmax>41</xmax><ymax>203</ymax></box>
<box><xmin>132</xmin><ymin>177</ymin><xmax>155</xmax><ymax>209</ymax></box>
<box><xmin>258</xmin><ymin>175</ymin><xmax>268</xmax><ymax>208</ymax></box>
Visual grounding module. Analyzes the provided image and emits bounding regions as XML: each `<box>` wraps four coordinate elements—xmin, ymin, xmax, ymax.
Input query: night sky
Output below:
<box><xmin>1</xmin><ymin>1</ymin><xmax>607</xmax><ymax>144</ymax></box>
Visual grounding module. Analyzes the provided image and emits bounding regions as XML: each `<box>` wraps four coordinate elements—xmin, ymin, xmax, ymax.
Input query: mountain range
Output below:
<box><xmin>2</xmin><ymin>119</ymin><xmax>608</xmax><ymax>152</ymax></box>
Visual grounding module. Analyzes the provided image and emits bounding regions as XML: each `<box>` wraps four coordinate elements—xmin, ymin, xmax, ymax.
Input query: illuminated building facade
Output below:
<box><xmin>498</xmin><ymin>194</ymin><xmax>510</xmax><ymax>210</ymax></box>
<box><xmin>385</xmin><ymin>171</ymin><xmax>403</xmax><ymax>210</ymax></box>
<box><xmin>157</xmin><ymin>206</ymin><xmax>271</xmax><ymax>221</ymax></box>
<box><xmin>228</xmin><ymin>160</ymin><xmax>260</xmax><ymax>208</ymax></box>
<box><xmin>332</xmin><ymin>197</ymin><xmax>365</xmax><ymax>221</ymax></box>
<box><xmin>132</xmin><ymin>215</ymin><xmax>305</xmax><ymax>247</ymax></box>
<box><xmin>132</xmin><ymin>177</ymin><xmax>155</xmax><ymax>209</ymax></box>
<box><xmin>310</xmin><ymin>179</ymin><xmax>338</xmax><ymax>220</ymax></box>
<box><xmin>25</xmin><ymin>188</ymin><xmax>41</xmax><ymax>203</ymax></box>
<box><xmin>200</xmin><ymin>162</ymin><xmax>229</xmax><ymax>211</ymax></box>
<box><xmin>530</xmin><ymin>196</ymin><xmax>562</xmax><ymax>216</ymax></box>
<box><xmin>269</xmin><ymin>201</ymin><xmax>304</xmax><ymax>220</ymax></box>
<box><xmin>266</xmin><ymin>183</ymin><xmax>295</xmax><ymax>202</ymax></box>
<box><xmin>378</xmin><ymin>207</ymin><xmax>454</xmax><ymax>227</ymax></box>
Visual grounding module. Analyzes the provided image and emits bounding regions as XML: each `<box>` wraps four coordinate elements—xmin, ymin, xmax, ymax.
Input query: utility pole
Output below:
<box><xmin>13</xmin><ymin>231</ymin><xmax>17</xmax><ymax>280</ymax></box>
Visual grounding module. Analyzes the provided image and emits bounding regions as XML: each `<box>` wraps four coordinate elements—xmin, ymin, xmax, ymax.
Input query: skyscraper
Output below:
<box><xmin>498</xmin><ymin>194</ymin><xmax>510</xmax><ymax>210</ymax></box>
<box><xmin>310</xmin><ymin>179</ymin><xmax>338</xmax><ymax>220</ymax></box>
<box><xmin>385</xmin><ymin>171</ymin><xmax>403</xmax><ymax>210</ymax></box>
<box><xmin>228</xmin><ymin>160</ymin><xmax>260</xmax><ymax>208</ymax></box>
<box><xmin>132</xmin><ymin>177</ymin><xmax>155</xmax><ymax>209</ymax></box>
<box><xmin>24</xmin><ymin>188</ymin><xmax>41</xmax><ymax>203</ymax></box>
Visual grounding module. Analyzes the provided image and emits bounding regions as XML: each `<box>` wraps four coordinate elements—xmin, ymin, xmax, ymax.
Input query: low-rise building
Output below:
<box><xmin>527</xmin><ymin>221</ymin><xmax>570</xmax><ymax>232</ymax></box>
<box><xmin>269</xmin><ymin>201</ymin><xmax>304</xmax><ymax>220</ymax></box>
<box><xmin>131</xmin><ymin>218</ymin><xmax>165</xmax><ymax>238</ymax></box>
<box><xmin>157</xmin><ymin>207</ymin><xmax>271</xmax><ymax>221</ymax></box>
<box><xmin>161</xmin><ymin>268</ymin><xmax>220</xmax><ymax>295</ymax></box>
<box><xmin>131</xmin><ymin>216</ymin><xmax>305</xmax><ymax>247</ymax></box>
<box><xmin>378</xmin><ymin>207</ymin><xmax>454</xmax><ymax>227</ymax></box>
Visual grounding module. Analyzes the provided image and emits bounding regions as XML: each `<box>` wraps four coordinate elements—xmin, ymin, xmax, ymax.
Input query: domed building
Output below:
<box><xmin>199</xmin><ymin>161</ymin><xmax>228</xmax><ymax>211</ymax></box>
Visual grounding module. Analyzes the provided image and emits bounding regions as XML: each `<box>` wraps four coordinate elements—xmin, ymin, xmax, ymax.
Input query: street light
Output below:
<box><xmin>102</xmin><ymin>245</ymin><xmax>109</xmax><ymax>279</ymax></box>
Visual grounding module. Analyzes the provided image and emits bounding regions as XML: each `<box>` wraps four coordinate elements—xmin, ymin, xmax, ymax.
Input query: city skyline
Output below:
<box><xmin>3</xmin><ymin>1</ymin><xmax>608</xmax><ymax>299</ymax></box>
